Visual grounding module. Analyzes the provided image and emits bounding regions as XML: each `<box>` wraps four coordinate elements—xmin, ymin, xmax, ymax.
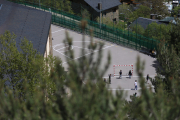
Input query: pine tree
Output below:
<box><xmin>0</xmin><ymin>21</ymin><xmax>127</xmax><ymax>119</ymax></box>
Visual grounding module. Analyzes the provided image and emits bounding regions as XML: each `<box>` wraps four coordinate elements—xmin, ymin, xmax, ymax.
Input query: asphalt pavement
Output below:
<box><xmin>51</xmin><ymin>24</ymin><xmax>158</xmax><ymax>101</ymax></box>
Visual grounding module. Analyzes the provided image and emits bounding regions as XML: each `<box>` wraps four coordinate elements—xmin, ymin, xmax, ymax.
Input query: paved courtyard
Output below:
<box><xmin>51</xmin><ymin>24</ymin><xmax>158</xmax><ymax>101</ymax></box>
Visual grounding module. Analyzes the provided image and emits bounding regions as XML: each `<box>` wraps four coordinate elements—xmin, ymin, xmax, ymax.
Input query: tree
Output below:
<box><xmin>128</xmin><ymin>5</ymin><xmax>151</xmax><ymax>23</ymax></box>
<box><xmin>0</xmin><ymin>21</ymin><xmax>127</xmax><ymax>119</ymax></box>
<box><xmin>143</xmin><ymin>22</ymin><xmax>171</xmax><ymax>41</ymax></box>
<box><xmin>16</xmin><ymin>0</ymin><xmax>73</xmax><ymax>13</ymax></box>
<box><xmin>130</xmin><ymin>24</ymin><xmax>145</xmax><ymax>35</ymax></box>
<box><xmin>150</xmin><ymin>0</ymin><xmax>170</xmax><ymax>19</ymax></box>
<box><xmin>168</xmin><ymin>18</ymin><xmax>180</xmax><ymax>55</ymax></box>
<box><xmin>96</xmin><ymin>16</ymin><xmax>127</xmax><ymax>30</ymax></box>
<box><xmin>125</xmin><ymin>55</ymin><xmax>180</xmax><ymax>120</ymax></box>
<box><xmin>1</xmin><ymin>20</ymin><xmax>180</xmax><ymax>120</ymax></box>
<box><xmin>0</xmin><ymin>31</ymin><xmax>57</xmax><ymax>99</ymax></box>
<box><xmin>134</xmin><ymin>0</ymin><xmax>170</xmax><ymax>19</ymax></box>
<box><xmin>80</xmin><ymin>9</ymin><xmax>91</xmax><ymax>20</ymax></box>
<box><xmin>172</xmin><ymin>6</ymin><xmax>180</xmax><ymax>17</ymax></box>
<box><xmin>119</xmin><ymin>3</ymin><xmax>134</xmax><ymax>21</ymax></box>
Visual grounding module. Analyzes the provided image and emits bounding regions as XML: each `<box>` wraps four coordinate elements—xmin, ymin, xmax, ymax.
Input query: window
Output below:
<box><xmin>0</xmin><ymin>4</ymin><xmax>2</xmax><ymax>10</ymax></box>
<box><xmin>113</xmin><ymin>8</ymin><xmax>116</xmax><ymax>13</ymax></box>
<box><xmin>103</xmin><ymin>12</ymin><xmax>106</xmax><ymax>17</ymax></box>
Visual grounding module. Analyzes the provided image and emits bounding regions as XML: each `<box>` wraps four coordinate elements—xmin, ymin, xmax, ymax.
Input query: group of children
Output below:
<box><xmin>103</xmin><ymin>70</ymin><xmax>133</xmax><ymax>84</ymax></box>
<box><xmin>119</xmin><ymin>70</ymin><xmax>132</xmax><ymax>79</ymax></box>
<box><xmin>103</xmin><ymin>71</ymin><xmax>150</xmax><ymax>88</ymax></box>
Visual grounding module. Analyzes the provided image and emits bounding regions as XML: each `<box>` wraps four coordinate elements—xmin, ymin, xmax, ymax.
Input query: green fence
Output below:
<box><xmin>8</xmin><ymin>0</ymin><xmax>158</xmax><ymax>51</ymax></box>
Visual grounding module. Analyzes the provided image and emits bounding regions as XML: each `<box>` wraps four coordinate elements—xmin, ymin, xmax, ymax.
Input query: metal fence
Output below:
<box><xmin>8</xmin><ymin>0</ymin><xmax>158</xmax><ymax>51</ymax></box>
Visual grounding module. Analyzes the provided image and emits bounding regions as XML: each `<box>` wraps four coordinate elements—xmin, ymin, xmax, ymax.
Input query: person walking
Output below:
<box><xmin>119</xmin><ymin>70</ymin><xmax>122</xmax><ymax>79</ymax></box>
<box><xmin>129</xmin><ymin>70</ymin><xmax>132</xmax><ymax>79</ymax></box>
<box><xmin>109</xmin><ymin>74</ymin><xmax>111</xmax><ymax>84</ymax></box>
<box><xmin>146</xmin><ymin>74</ymin><xmax>149</xmax><ymax>83</ymax></box>
<box><xmin>134</xmin><ymin>80</ymin><xmax>137</xmax><ymax>90</ymax></box>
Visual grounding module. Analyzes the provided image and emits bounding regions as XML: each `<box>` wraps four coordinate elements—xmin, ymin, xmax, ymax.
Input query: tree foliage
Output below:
<box><xmin>18</xmin><ymin>0</ymin><xmax>73</xmax><ymax>13</ymax></box>
<box><xmin>1</xmin><ymin>19</ymin><xmax>180</xmax><ymax>119</ymax></box>
<box><xmin>0</xmin><ymin>22</ymin><xmax>127</xmax><ymax>119</ymax></box>
<box><xmin>150</xmin><ymin>0</ymin><xmax>170</xmax><ymax>19</ymax></box>
<box><xmin>168</xmin><ymin>18</ymin><xmax>180</xmax><ymax>55</ymax></box>
<box><xmin>119</xmin><ymin>3</ymin><xmax>134</xmax><ymax>21</ymax></box>
<box><xmin>172</xmin><ymin>6</ymin><xmax>180</xmax><ymax>17</ymax></box>
<box><xmin>130</xmin><ymin>24</ymin><xmax>145</xmax><ymax>35</ymax></box>
<box><xmin>96</xmin><ymin>16</ymin><xmax>127</xmax><ymax>30</ymax></box>
<box><xmin>143</xmin><ymin>22</ymin><xmax>171</xmax><ymax>40</ymax></box>
<box><xmin>128</xmin><ymin>5</ymin><xmax>151</xmax><ymax>23</ymax></box>
<box><xmin>134</xmin><ymin>0</ymin><xmax>170</xmax><ymax>19</ymax></box>
<box><xmin>0</xmin><ymin>31</ymin><xmax>57</xmax><ymax>99</ymax></box>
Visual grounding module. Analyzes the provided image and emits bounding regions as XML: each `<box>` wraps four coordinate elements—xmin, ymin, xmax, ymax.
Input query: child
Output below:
<box><xmin>146</xmin><ymin>74</ymin><xmax>149</xmax><ymax>83</ymax></box>
<box><xmin>129</xmin><ymin>70</ymin><xmax>132</xmax><ymax>79</ymax></box>
<box><xmin>109</xmin><ymin>74</ymin><xmax>111</xmax><ymax>84</ymax></box>
<box><xmin>119</xmin><ymin>70</ymin><xmax>122</xmax><ymax>79</ymax></box>
<box><xmin>134</xmin><ymin>80</ymin><xmax>137</xmax><ymax>90</ymax></box>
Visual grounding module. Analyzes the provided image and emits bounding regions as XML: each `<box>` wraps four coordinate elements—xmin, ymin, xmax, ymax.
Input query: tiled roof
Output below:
<box><xmin>0</xmin><ymin>0</ymin><xmax>51</xmax><ymax>55</ymax></box>
<box><xmin>84</xmin><ymin>0</ymin><xmax>121</xmax><ymax>12</ymax></box>
<box><xmin>130</xmin><ymin>17</ymin><xmax>165</xmax><ymax>29</ymax></box>
<box><xmin>159</xmin><ymin>17</ymin><xmax>175</xmax><ymax>22</ymax></box>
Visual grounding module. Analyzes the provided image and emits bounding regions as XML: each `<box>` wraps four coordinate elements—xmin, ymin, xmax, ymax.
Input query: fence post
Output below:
<box><xmin>58</xmin><ymin>10</ymin><xmax>60</xmax><ymax>25</ymax></box>
<box><xmin>39</xmin><ymin>0</ymin><xmax>41</xmax><ymax>9</ymax></box>
<box><xmin>60</xmin><ymin>3</ymin><xmax>62</xmax><ymax>25</ymax></box>
<box><xmin>128</xmin><ymin>22</ymin><xmax>129</xmax><ymax>45</ymax></box>
<box><xmin>136</xmin><ymin>18</ymin><xmax>137</xmax><ymax>39</ymax></box>
<box><xmin>24</xmin><ymin>0</ymin><xmax>26</xmax><ymax>6</ymax></box>
<box><xmin>113</xmin><ymin>12</ymin><xmax>114</xmax><ymax>30</ymax></box>
<box><xmin>152</xmin><ymin>39</ymin><xmax>153</xmax><ymax>50</ymax></box>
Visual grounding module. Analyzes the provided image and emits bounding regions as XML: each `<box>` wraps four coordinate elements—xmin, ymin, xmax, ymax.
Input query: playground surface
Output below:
<box><xmin>51</xmin><ymin>24</ymin><xmax>157</xmax><ymax>101</ymax></box>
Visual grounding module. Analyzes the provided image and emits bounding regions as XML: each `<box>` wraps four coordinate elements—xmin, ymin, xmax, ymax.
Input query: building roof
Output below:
<box><xmin>159</xmin><ymin>17</ymin><xmax>175</xmax><ymax>22</ymax></box>
<box><xmin>84</xmin><ymin>0</ymin><xmax>122</xmax><ymax>12</ymax></box>
<box><xmin>0</xmin><ymin>0</ymin><xmax>51</xmax><ymax>55</ymax></box>
<box><xmin>159</xmin><ymin>16</ymin><xmax>180</xmax><ymax>24</ymax></box>
<box><xmin>130</xmin><ymin>17</ymin><xmax>165</xmax><ymax>29</ymax></box>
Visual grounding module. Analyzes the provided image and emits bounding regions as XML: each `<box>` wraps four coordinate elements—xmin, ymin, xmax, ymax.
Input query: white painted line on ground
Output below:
<box><xmin>53</xmin><ymin>45</ymin><xmax>73</xmax><ymax>59</ymax></box>
<box><xmin>73</xmin><ymin>45</ymin><xmax>114</xmax><ymax>59</ymax></box>
<box><xmin>108</xmin><ymin>86</ymin><xmax>154</xmax><ymax>91</ymax></box>
<box><xmin>56</xmin><ymin>47</ymin><xmax>67</xmax><ymax>51</ymax></box>
<box><xmin>73</xmin><ymin>46</ymin><xmax>90</xmax><ymax>50</ymax></box>
<box><xmin>103</xmin><ymin>75</ymin><xmax>156</xmax><ymax>78</ymax></box>
<box><xmin>61</xmin><ymin>45</ymin><xmax>114</xmax><ymax>65</ymax></box>
<box><xmin>53</xmin><ymin>44</ymin><xmax>63</xmax><ymax>49</ymax></box>
<box><xmin>58</xmin><ymin>52</ymin><xmax>72</xmax><ymax>60</ymax></box>
<box><xmin>52</xmin><ymin>29</ymin><xmax>65</xmax><ymax>34</ymax></box>
<box><xmin>54</xmin><ymin>45</ymin><xmax>73</xmax><ymax>51</ymax></box>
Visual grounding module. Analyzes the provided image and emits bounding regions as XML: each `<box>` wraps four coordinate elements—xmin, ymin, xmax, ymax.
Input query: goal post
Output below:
<box><xmin>113</xmin><ymin>64</ymin><xmax>133</xmax><ymax>77</ymax></box>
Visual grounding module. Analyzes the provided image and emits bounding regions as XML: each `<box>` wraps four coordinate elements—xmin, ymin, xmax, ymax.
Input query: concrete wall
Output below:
<box><xmin>92</xmin><ymin>6</ymin><xmax>119</xmax><ymax>22</ymax></box>
<box><xmin>102</xmin><ymin>6</ymin><xmax>119</xmax><ymax>22</ymax></box>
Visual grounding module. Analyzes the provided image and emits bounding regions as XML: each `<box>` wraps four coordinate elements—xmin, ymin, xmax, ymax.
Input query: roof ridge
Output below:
<box><xmin>138</xmin><ymin>17</ymin><xmax>159</xmax><ymax>22</ymax></box>
<box><xmin>38</xmin><ymin>12</ymin><xmax>48</xmax><ymax>52</ymax></box>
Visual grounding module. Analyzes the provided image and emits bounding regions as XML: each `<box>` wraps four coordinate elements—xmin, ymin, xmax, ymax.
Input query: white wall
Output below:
<box><xmin>44</xmin><ymin>36</ymin><xmax>50</xmax><ymax>58</ymax></box>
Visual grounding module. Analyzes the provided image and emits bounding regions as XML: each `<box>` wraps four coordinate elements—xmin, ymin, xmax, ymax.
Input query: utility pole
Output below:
<box><xmin>100</xmin><ymin>0</ymin><xmax>101</xmax><ymax>28</ymax></box>
<box><xmin>39</xmin><ymin>0</ymin><xmax>41</xmax><ymax>8</ymax></box>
